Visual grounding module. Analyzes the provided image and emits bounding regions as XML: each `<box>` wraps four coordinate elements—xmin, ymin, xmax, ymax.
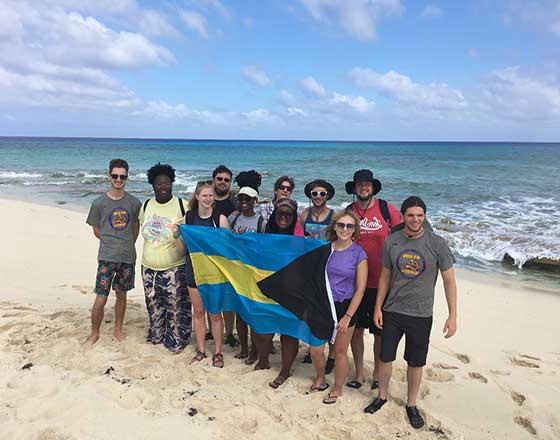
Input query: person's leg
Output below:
<box><xmin>254</xmin><ymin>333</ymin><xmax>272</xmax><ymax>369</ymax></box>
<box><xmin>407</xmin><ymin>366</ymin><xmax>423</xmax><ymax>406</ymax></box>
<box><xmin>372</xmin><ymin>334</ymin><xmax>381</xmax><ymax>383</ymax></box>
<box><xmin>309</xmin><ymin>345</ymin><xmax>327</xmax><ymax>389</ymax></box>
<box><xmin>163</xmin><ymin>266</ymin><xmax>191</xmax><ymax>353</ymax></box>
<box><xmin>279</xmin><ymin>335</ymin><xmax>299</xmax><ymax>378</ymax></box>
<box><xmin>113</xmin><ymin>291</ymin><xmax>127</xmax><ymax>341</ymax></box>
<box><xmin>270</xmin><ymin>335</ymin><xmax>299</xmax><ymax>388</ymax></box>
<box><xmin>86</xmin><ymin>294</ymin><xmax>108</xmax><ymax>344</ymax></box>
<box><xmin>377</xmin><ymin>360</ymin><xmax>392</xmax><ymax>400</ymax></box>
<box><xmin>235</xmin><ymin>314</ymin><xmax>249</xmax><ymax>358</ymax></box>
<box><xmin>111</xmin><ymin>262</ymin><xmax>135</xmax><ymax>342</ymax></box>
<box><xmin>223</xmin><ymin>311</ymin><xmax>237</xmax><ymax>345</ymax></box>
<box><xmin>188</xmin><ymin>286</ymin><xmax>207</xmax><ymax>354</ymax></box>
<box><xmin>209</xmin><ymin>312</ymin><xmax>223</xmax><ymax>354</ymax></box>
<box><xmin>350</xmin><ymin>327</ymin><xmax>365</xmax><ymax>383</ymax></box>
<box><xmin>331</xmin><ymin>327</ymin><xmax>355</xmax><ymax>396</ymax></box>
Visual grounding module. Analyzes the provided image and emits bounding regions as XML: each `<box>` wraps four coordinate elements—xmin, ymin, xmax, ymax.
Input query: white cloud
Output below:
<box><xmin>331</xmin><ymin>92</ymin><xmax>375</xmax><ymax>113</ymax></box>
<box><xmin>300</xmin><ymin>0</ymin><xmax>403</xmax><ymax>41</ymax></box>
<box><xmin>289</xmin><ymin>75</ymin><xmax>376</xmax><ymax>118</ymax></box>
<box><xmin>300</xmin><ymin>76</ymin><xmax>327</xmax><ymax>97</ymax></box>
<box><xmin>286</xmin><ymin>107</ymin><xmax>308</xmax><ymax>116</ymax></box>
<box><xmin>421</xmin><ymin>4</ymin><xmax>442</xmax><ymax>18</ymax></box>
<box><xmin>241</xmin><ymin>109</ymin><xmax>284</xmax><ymax>125</ymax></box>
<box><xmin>132</xmin><ymin>100</ymin><xmax>226</xmax><ymax>124</ymax></box>
<box><xmin>477</xmin><ymin>66</ymin><xmax>560</xmax><ymax>121</ymax></box>
<box><xmin>180</xmin><ymin>10</ymin><xmax>210</xmax><ymax>39</ymax></box>
<box><xmin>242</xmin><ymin>65</ymin><xmax>272</xmax><ymax>87</ymax></box>
<box><xmin>348</xmin><ymin>67</ymin><xmax>467</xmax><ymax>111</ymax></box>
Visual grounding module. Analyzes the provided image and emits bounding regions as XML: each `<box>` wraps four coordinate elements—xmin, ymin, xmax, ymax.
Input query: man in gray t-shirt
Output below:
<box><xmin>84</xmin><ymin>159</ymin><xmax>141</xmax><ymax>345</ymax></box>
<box><xmin>364</xmin><ymin>196</ymin><xmax>458</xmax><ymax>430</ymax></box>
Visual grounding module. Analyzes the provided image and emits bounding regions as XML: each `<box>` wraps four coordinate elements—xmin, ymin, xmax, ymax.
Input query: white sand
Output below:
<box><xmin>1</xmin><ymin>198</ymin><xmax>559</xmax><ymax>440</ymax></box>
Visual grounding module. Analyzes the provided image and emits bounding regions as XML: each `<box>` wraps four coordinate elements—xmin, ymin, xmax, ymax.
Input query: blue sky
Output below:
<box><xmin>1</xmin><ymin>0</ymin><xmax>559</xmax><ymax>141</ymax></box>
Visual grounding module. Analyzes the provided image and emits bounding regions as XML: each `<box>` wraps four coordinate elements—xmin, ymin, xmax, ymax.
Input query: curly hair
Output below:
<box><xmin>147</xmin><ymin>162</ymin><xmax>176</xmax><ymax>185</ymax></box>
<box><xmin>325</xmin><ymin>210</ymin><xmax>361</xmax><ymax>242</ymax></box>
<box><xmin>234</xmin><ymin>170</ymin><xmax>262</xmax><ymax>191</ymax></box>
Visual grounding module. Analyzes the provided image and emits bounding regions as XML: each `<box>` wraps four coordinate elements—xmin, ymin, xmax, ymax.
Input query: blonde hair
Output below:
<box><xmin>325</xmin><ymin>210</ymin><xmax>361</xmax><ymax>242</ymax></box>
<box><xmin>189</xmin><ymin>180</ymin><xmax>214</xmax><ymax>211</ymax></box>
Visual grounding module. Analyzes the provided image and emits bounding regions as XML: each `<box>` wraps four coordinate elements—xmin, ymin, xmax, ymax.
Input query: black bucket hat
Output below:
<box><xmin>304</xmin><ymin>179</ymin><xmax>335</xmax><ymax>200</ymax></box>
<box><xmin>345</xmin><ymin>169</ymin><xmax>381</xmax><ymax>195</ymax></box>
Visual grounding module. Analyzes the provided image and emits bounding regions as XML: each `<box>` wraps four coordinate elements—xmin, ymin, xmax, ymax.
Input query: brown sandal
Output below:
<box><xmin>212</xmin><ymin>353</ymin><xmax>224</xmax><ymax>368</ymax></box>
<box><xmin>190</xmin><ymin>350</ymin><xmax>206</xmax><ymax>364</ymax></box>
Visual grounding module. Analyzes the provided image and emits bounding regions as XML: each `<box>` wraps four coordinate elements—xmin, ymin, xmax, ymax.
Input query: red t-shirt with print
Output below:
<box><xmin>351</xmin><ymin>199</ymin><xmax>402</xmax><ymax>288</ymax></box>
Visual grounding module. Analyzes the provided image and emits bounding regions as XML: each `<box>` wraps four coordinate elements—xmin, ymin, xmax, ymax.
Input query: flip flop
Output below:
<box><xmin>322</xmin><ymin>392</ymin><xmax>339</xmax><ymax>404</ymax></box>
<box><xmin>346</xmin><ymin>380</ymin><xmax>364</xmax><ymax>389</ymax></box>
<box><xmin>234</xmin><ymin>352</ymin><xmax>248</xmax><ymax>360</ymax></box>
<box><xmin>269</xmin><ymin>374</ymin><xmax>289</xmax><ymax>389</ymax></box>
<box><xmin>308</xmin><ymin>383</ymin><xmax>329</xmax><ymax>393</ymax></box>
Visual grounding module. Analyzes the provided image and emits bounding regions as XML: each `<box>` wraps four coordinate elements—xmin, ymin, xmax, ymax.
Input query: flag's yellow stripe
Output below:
<box><xmin>190</xmin><ymin>252</ymin><xmax>277</xmax><ymax>304</ymax></box>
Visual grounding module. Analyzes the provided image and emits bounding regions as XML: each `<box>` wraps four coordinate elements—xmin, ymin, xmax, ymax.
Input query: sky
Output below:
<box><xmin>1</xmin><ymin>0</ymin><xmax>560</xmax><ymax>141</ymax></box>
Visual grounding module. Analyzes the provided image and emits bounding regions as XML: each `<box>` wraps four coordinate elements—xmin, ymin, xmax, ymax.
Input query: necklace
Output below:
<box><xmin>354</xmin><ymin>197</ymin><xmax>375</xmax><ymax>220</ymax></box>
<box><xmin>311</xmin><ymin>205</ymin><xmax>327</xmax><ymax>222</ymax></box>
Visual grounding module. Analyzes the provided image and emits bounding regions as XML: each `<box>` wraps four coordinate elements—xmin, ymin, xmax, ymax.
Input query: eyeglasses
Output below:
<box><xmin>237</xmin><ymin>195</ymin><xmax>252</xmax><ymax>202</ymax></box>
<box><xmin>335</xmin><ymin>222</ymin><xmax>356</xmax><ymax>230</ymax></box>
<box><xmin>110</xmin><ymin>174</ymin><xmax>128</xmax><ymax>180</ymax></box>
<box><xmin>215</xmin><ymin>176</ymin><xmax>231</xmax><ymax>183</ymax></box>
<box><xmin>311</xmin><ymin>191</ymin><xmax>327</xmax><ymax>197</ymax></box>
<box><xmin>278</xmin><ymin>185</ymin><xmax>293</xmax><ymax>192</ymax></box>
<box><xmin>277</xmin><ymin>211</ymin><xmax>294</xmax><ymax>219</ymax></box>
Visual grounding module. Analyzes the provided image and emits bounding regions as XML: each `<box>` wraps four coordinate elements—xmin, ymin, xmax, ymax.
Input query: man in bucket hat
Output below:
<box><xmin>344</xmin><ymin>169</ymin><xmax>402</xmax><ymax>390</ymax></box>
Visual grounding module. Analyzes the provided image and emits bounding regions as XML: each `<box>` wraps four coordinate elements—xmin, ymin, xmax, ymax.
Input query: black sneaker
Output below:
<box><xmin>225</xmin><ymin>333</ymin><xmax>239</xmax><ymax>348</ymax></box>
<box><xmin>363</xmin><ymin>397</ymin><xmax>387</xmax><ymax>414</ymax></box>
<box><xmin>325</xmin><ymin>358</ymin><xmax>335</xmax><ymax>374</ymax></box>
<box><xmin>406</xmin><ymin>406</ymin><xmax>425</xmax><ymax>429</ymax></box>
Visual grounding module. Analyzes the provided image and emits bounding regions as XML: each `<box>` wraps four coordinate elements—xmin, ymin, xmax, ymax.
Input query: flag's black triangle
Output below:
<box><xmin>257</xmin><ymin>244</ymin><xmax>334</xmax><ymax>340</ymax></box>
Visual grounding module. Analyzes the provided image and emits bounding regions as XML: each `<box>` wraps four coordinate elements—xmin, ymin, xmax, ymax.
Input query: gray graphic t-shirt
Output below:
<box><xmin>228</xmin><ymin>212</ymin><xmax>266</xmax><ymax>234</ymax></box>
<box><xmin>381</xmin><ymin>229</ymin><xmax>454</xmax><ymax>318</ymax></box>
<box><xmin>86</xmin><ymin>192</ymin><xmax>142</xmax><ymax>264</ymax></box>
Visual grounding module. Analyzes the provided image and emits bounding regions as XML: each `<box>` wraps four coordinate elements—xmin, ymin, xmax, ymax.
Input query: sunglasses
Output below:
<box><xmin>237</xmin><ymin>195</ymin><xmax>252</xmax><ymax>202</ymax></box>
<box><xmin>335</xmin><ymin>222</ymin><xmax>356</xmax><ymax>230</ymax></box>
<box><xmin>277</xmin><ymin>211</ymin><xmax>294</xmax><ymax>219</ymax></box>
<box><xmin>215</xmin><ymin>176</ymin><xmax>231</xmax><ymax>183</ymax></box>
<box><xmin>110</xmin><ymin>174</ymin><xmax>128</xmax><ymax>180</ymax></box>
<box><xmin>278</xmin><ymin>185</ymin><xmax>293</xmax><ymax>192</ymax></box>
<box><xmin>311</xmin><ymin>191</ymin><xmax>327</xmax><ymax>197</ymax></box>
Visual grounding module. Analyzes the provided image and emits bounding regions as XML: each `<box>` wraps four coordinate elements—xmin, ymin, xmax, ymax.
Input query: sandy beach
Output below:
<box><xmin>1</xmin><ymin>198</ymin><xmax>559</xmax><ymax>440</ymax></box>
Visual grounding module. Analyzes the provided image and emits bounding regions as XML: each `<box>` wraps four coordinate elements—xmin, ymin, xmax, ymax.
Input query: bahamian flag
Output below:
<box><xmin>180</xmin><ymin>225</ymin><xmax>336</xmax><ymax>346</ymax></box>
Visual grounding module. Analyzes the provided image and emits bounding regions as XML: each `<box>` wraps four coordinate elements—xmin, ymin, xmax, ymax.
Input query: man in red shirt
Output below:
<box><xmin>345</xmin><ymin>169</ymin><xmax>402</xmax><ymax>390</ymax></box>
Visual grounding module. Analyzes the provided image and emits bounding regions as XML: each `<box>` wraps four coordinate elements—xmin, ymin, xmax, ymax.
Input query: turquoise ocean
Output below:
<box><xmin>1</xmin><ymin>137</ymin><xmax>559</xmax><ymax>287</ymax></box>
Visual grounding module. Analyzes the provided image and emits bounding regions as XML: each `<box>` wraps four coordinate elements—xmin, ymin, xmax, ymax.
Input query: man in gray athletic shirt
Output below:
<box><xmin>364</xmin><ymin>196</ymin><xmax>458</xmax><ymax>430</ymax></box>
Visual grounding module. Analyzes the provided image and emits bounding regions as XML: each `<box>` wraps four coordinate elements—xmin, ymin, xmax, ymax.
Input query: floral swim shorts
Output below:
<box><xmin>94</xmin><ymin>261</ymin><xmax>135</xmax><ymax>296</ymax></box>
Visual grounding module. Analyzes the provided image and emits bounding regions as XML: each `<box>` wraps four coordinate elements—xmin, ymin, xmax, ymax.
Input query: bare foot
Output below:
<box><xmin>84</xmin><ymin>334</ymin><xmax>99</xmax><ymax>345</ymax></box>
<box><xmin>113</xmin><ymin>329</ymin><xmax>126</xmax><ymax>342</ymax></box>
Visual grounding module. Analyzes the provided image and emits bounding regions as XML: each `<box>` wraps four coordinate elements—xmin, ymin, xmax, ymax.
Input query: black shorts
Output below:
<box><xmin>184</xmin><ymin>253</ymin><xmax>197</xmax><ymax>288</ymax></box>
<box><xmin>354</xmin><ymin>288</ymin><xmax>381</xmax><ymax>335</ymax></box>
<box><xmin>334</xmin><ymin>299</ymin><xmax>357</xmax><ymax>328</ymax></box>
<box><xmin>379</xmin><ymin>311</ymin><xmax>433</xmax><ymax>367</ymax></box>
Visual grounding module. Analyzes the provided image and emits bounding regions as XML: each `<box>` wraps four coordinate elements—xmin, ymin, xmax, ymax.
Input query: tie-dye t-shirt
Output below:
<box><xmin>140</xmin><ymin>196</ymin><xmax>185</xmax><ymax>270</ymax></box>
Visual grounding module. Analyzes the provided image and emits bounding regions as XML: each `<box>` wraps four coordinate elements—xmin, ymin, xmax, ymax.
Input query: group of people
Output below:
<box><xmin>85</xmin><ymin>158</ymin><xmax>457</xmax><ymax>429</ymax></box>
